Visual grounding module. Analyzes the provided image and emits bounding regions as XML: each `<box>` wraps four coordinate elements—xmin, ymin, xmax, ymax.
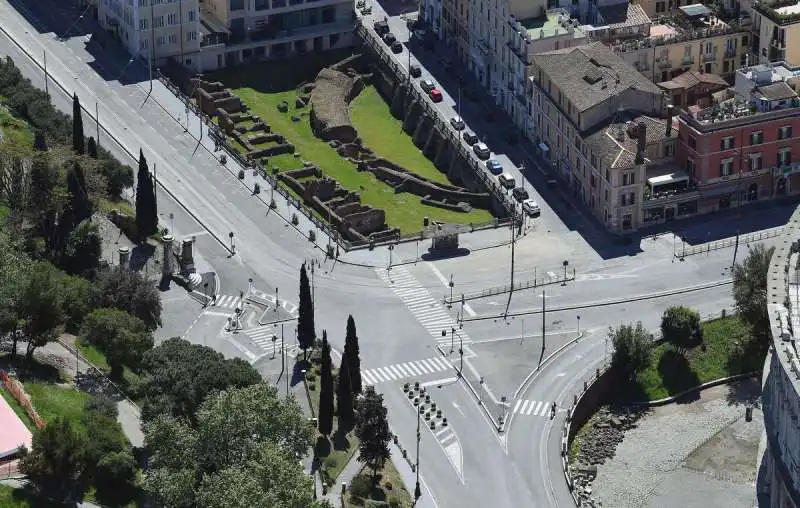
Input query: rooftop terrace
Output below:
<box><xmin>512</xmin><ymin>9</ymin><xmax>585</xmax><ymax>41</ymax></box>
<box><xmin>753</xmin><ymin>0</ymin><xmax>800</xmax><ymax>24</ymax></box>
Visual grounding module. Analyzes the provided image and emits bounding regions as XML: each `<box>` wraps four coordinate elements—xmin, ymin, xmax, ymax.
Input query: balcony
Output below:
<box><xmin>771</xmin><ymin>38</ymin><xmax>787</xmax><ymax>49</ymax></box>
<box><xmin>658</xmin><ymin>58</ymin><xmax>672</xmax><ymax>69</ymax></box>
<box><xmin>724</xmin><ymin>47</ymin><xmax>737</xmax><ymax>58</ymax></box>
<box><xmin>645</xmin><ymin>170</ymin><xmax>696</xmax><ymax>203</ymax></box>
<box><xmin>681</xmin><ymin>56</ymin><xmax>695</xmax><ymax>65</ymax></box>
<box><xmin>703</xmin><ymin>52</ymin><xmax>716</xmax><ymax>62</ymax></box>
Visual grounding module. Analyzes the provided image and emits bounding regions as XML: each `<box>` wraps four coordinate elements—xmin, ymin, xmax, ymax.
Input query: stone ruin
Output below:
<box><xmin>308</xmin><ymin>54</ymin><xmax>370</xmax><ymax>143</ymax></box>
<box><xmin>190</xmin><ymin>76</ymin><xmax>295</xmax><ymax>159</ymax></box>
<box><xmin>278</xmin><ymin>165</ymin><xmax>397</xmax><ymax>243</ymax></box>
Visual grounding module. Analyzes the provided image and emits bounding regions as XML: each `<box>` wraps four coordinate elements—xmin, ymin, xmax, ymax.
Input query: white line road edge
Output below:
<box><xmin>427</xmin><ymin>263</ymin><xmax>476</xmax><ymax>316</ymax></box>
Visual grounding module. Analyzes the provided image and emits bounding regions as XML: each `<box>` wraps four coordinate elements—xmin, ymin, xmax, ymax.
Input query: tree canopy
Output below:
<box><xmin>297</xmin><ymin>263</ymin><xmax>315</xmax><ymax>355</ymax></box>
<box><xmin>80</xmin><ymin>308</ymin><xmax>153</xmax><ymax>378</ymax></box>
<box><xmin>318</xmin><ymin>331</ymin><xmax>334</xmax><ymax>437</ymax></box>
<box><xmin>733</xmin><ymin>243</ymin><xmax>775</xmax><ymax>343</ymax></box>
<box><xmin>344</xmin><ymin>315</ymin><xmax>362</xmax><ymax>395</ymax></box>
<box><xmin>92</xmin><ymin>266</ymin><xmax>162</xmax><ymax>330</ymax></box>
<box><xmin>660</xmin><ymin>305</ymin><xmax>701</xmax><ymax>352</ymax></box>
<box><xmin>609</xmin><ymin>322</ymin><xmax>654</xmax><ymax>379</ymax></box>
<box><xmin>355</xmin><ymin>386</ymin><xmax>391</xmax><ymax>479</ymax></box>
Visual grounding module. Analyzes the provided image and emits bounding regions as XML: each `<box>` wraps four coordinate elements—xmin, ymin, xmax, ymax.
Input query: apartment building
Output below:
<box><xmin>657</xmin><ymin>70</ymin><xmax>729</xmax><ymax>108</ymax></box>
<box><xmin>676</xmin><ymin>62</ymin><xmax>800</xmax><ymax>217</ymax></box>
<box><xmin>99</xmin><ymin>0</ymin><xmax>202</xmax><ymax>69</ymax></box>
<box><xmin>751</xmin><ymin>0</ymin><xmax>800</xmax><ymax>66</ymax></box>
<box><xmin>528</xmin><ymin>42</ymin><xmax>669</xmax><ymax>232</ymax></box>
<box><xmin>608</xmin><ymin>4</ymin><xmax>752</xmax><ymax>84</ymax></box>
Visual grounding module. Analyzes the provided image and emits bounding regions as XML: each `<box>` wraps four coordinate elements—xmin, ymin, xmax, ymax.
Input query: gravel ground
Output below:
<box><xmin>591</xmin><ymin>379</ymin><xmax>761</xmax><ymax>508</ymax></box>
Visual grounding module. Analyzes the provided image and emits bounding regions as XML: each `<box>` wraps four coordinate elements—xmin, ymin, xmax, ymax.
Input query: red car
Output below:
<box><xmin>429</xmin><ymin>88</ymin><xmax>443</xmax><ymax>102</ymax></box>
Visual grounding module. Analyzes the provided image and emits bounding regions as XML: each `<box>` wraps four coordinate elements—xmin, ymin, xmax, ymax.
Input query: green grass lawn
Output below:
<box><xmin>345</xmin><ymin>461</ymin><xmax>412</xmax><ymax>508</ymax></box>
<box><xmin>75</xmin><ymin>339</ymin><xmax>141</xmax><ymax>394</ymax></box>
<box><xmin>0</xmin><ymin>106</ymin><xmax>34</xmax><ymax>153</ymax></box>
<box><xmin>350</xmin><ymin>86</ymin><xmax>448</xmax><ymax>185</ymax></box>
<box><xmin>208</xmin><ymin>64</ymin><xmax>494</xmax><ymax>235</ymax></box>
<box><xmin>626</xmin><ymin>316</ymin><xmax>763</xmax><ymax>401</ymax></box>
<box><xmin>23</xmin><ymin>381</ymin><xmax>90</xmax><ymax>430</ymax></box>
<box><xmin>0</xmin><ymin>485</ymin><xmax>64</xmax><ymax>508</ymax></box>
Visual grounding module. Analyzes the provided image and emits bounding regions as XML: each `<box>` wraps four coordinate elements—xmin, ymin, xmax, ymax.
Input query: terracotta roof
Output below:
<box><xmin>658</xmin><ymin>70</ymin><xmax>728</xmax><ymax>90</ymax></box>
<box><xmin>586</xmin><ymin>115</ymin><xmax>669</xmax><ymax>170</ymax></box>
<box><xmin>532</xmin><ymin>42</ymin><xmax>662</xmax><ymax>114</ymax></box>
<box><xmin>758</xmin><ymin>82</ymin><xmax>798</xmax><ymax>101</ymax></box>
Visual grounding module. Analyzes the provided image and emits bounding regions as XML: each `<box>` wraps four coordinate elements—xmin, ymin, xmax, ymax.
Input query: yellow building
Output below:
<box><xmin>751</xmin><ymin>0</ymin><xmax>800</xmax><ymax>66</ymax></box>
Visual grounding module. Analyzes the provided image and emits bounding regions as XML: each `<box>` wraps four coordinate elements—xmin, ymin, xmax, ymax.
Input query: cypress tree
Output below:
<box><xmin>87</xmin><ymin>136</ymin><xmax>98</xmax><ymax>158</ymax></box>
<box><xmin>67</xmin><ymin>163</ymin><xmax>92</xmax><ymax>223</ymax></box>
<box><xmin>336</xmin><ymin>355</ymin><xmax>354</xmax><ymax>431</ymax></box>
<box><xmin>72</xmin><ymin>93</ymin><xmax>85</xmax><ymax>155</ymax></box>
<box><xmin>318</xmin><ymin>331</ymin><xmax>334</xmax><ymax>437</ymax></box>
<box><xmin>135</xmin><ymin>150</ymin><xmax>157</xmax><ymax>239</ymax></box>
<box><xmin>344</xmin><ymin>315</ymin><xmax>362</xmax><ymax>395</ymax></box>
<box><xmin>297</xmin><ymin>263</ymin><xmax>315</xmax><ymax>358</ymax></box>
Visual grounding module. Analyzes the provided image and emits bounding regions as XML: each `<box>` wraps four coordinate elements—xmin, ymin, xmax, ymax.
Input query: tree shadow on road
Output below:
<box><xmin>332</xmin><ymin>429</ymin><xmax>351</xmax><ymax>451</ymax></box>
<box><xmin>658</xmin><ymin>350</ymin><xmax>701</xmax><ymax>403</ymax></box>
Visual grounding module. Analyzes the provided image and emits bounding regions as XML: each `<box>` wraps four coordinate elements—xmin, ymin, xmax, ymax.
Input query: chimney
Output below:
<box><xmin>666</xmin><ymin>105</ymin><xmax>674</xmax><ymax>137</ymax></box>
<box><xmin>635</xmin><ymin>122</ymin><xmax>647</xmax><ymax>165</ymax></box>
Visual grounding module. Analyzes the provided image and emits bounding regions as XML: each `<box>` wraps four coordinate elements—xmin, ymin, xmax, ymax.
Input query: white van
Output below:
<box><xmin>498</xmin><ymin>172</ymin><xmax>516</xmax><ymax>189</ymax></box>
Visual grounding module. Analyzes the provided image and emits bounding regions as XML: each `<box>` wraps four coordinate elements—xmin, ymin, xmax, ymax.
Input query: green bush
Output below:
<box><xmin>350</xmin><ymin>474</ymin><xmax>372</xmax><ymax>499</ymax></box>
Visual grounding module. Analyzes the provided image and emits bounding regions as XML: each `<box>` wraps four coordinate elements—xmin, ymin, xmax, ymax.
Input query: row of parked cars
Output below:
<box><xmin>374</xmin><ymin>20</ymin><xmax>403</xmax><ymax>53</ymax></box>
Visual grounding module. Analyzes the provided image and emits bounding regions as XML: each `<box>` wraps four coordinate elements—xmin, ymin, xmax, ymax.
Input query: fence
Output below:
<box><xmin>673</xmin><ymin>227</ymin><xmax>783</xmax><ymax>259</ymax></box>
<box><xmin>0</xmin><ymin>370</ymin><xmax>45</xmax><ymax>429</ymax></box>
<box><xmin>444</xmin><ymin>267</ymin><xmax>576</xmax><ymax>304</ymax></box>
<box><xmin>0</xmin><ymin>459</ymin><xmax>20</xmax><ymax>478</ymax></box>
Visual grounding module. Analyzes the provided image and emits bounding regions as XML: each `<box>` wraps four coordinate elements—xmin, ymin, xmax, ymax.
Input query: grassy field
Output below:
<box><xmin>0</xmin><ymin>485</ymin><xmax>64</xmax><ymax>508</ymax></box>
<box><xmin>24</xmin><ymin>381</ymin><xmax>90</xmax><ymax>430</ymax></box>
<box><xmin>345</xmin><ymin>460</ymin><xmax>413</xmax><ymax>507</ymax></box>
<box><xmin>625</xmin><ymin>316</ymin><xmax>763</xmax><ymax>402</ymax></box>
<box><xmin>75</xmin><ymin>339</ymin><xmax>141</xmax><ymax>393</ymax></box>
<box><xmin>350</xmin><ymin>86</ymin><xmax>448</xmax><ymax>185</ymax></box>
<box><xmin>208</xmin><ymin>62</ymin><xmax>493</xmax><ymax>235</ymax></box>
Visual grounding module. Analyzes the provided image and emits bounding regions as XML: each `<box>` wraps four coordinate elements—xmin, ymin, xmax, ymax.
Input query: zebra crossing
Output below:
<box><xmin>214</xmin><ymin>294</ymin><xmax>243</xmax><ymax>309</ymax></box>
<box><xmin>511</xmin><ymin>399</ymin><xmax>554</xmax><ymax>418</ymax></box>
<box><xmin>376</xmin><ymin>267</ymin><xmax>472</xmax><ymax>347</ymax></box>
<box><xmin>242</xmin><ymin>326</ymin><xmax>295</xmax><ymax>355</ymax></box>
<box><xmin>361</xmin><ymin>356</ymin><xmax>453</xmax><ymax>385</ymax></box>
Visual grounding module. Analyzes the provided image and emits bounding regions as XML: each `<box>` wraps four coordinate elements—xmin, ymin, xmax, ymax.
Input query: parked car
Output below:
<box><xmin>409</xmin><ymin>63</ymin><xmax>422</xmax><ymax>78</ymax></box>
<box><xmin>429</xmin><ymin>88</ymin><xmax>443</xmax><ymax>102</ymax></box>
<box><xmin>450</xmin><ymin>116</ymin><xmax>465</xmax><ymax>131</ymax></box>
<box><xmin>512</xmin><ymin>186</ymin><xmax>530</xmax><ymax>202</ymax></box>
<box><xmin>473</xmin><ymin>142</ymin><xmax>490</xmax><ymax>160</ymax></box>
<box><xmin>498</xmin><ymin>172</ymin><xmax>516</xmax><ymax>189</ymax></box>
<box><xmin>383</xmin><ymin>33</ymin><xmax>397</xmax><ymax>45</ymax></box>
<box><xmin>485</xmin><ymin>159</ymin><xmax>503</xmax><ymax>175</ymax></box>
<box><xmin>522</xmin><ymin>199</ymin><xmax>541</xmax><ymax>217</ymax></box>
<box><xmin>462</xmin><ymin>131</ymin><xmax>479</xmax><ymax>145</ymax></box>
<box><xmin>391</xmin><ymin>41</ymin><xmax>403</xmax><ymax>53</ymax></box>
<box><xmin>373</xmin><ymin>20</ymin><xmax>389</xmax><ymax>36</ymax></box>
<box><xmin>420</xmin><ymin>79</ymin><xmax>436</xmax><ymax>93</ymax></box>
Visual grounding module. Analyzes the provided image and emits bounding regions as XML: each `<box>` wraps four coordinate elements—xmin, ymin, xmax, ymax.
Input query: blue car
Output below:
<box><xmin>486</xmin><ymin>159</ymin><xmax>503</xmax><ymax>175</ymax></box>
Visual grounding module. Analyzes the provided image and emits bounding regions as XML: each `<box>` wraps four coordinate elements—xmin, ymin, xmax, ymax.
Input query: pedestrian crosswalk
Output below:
<box><xmin>376</xmin><ymin>267</ymin><xmax>472</xmax><ymax>347</ymax></box>
<box><xmin>511</xmin><ymin>399</ymin><xmax>554</xmax><ymax>417</ymax></box>
<box><xmin>242</xmin><ymin>326</ymin><xmax>295</xmax><ymax>356</ymax></box>
<box><xmin>215</xmin><ymin>294</ymin><xmax>243</xmax><ymax>309</ymax></box>
<box><xmin>362</xmin><ymin>357</ymin><xmax>453</xmax><ymax>385</ymax></box>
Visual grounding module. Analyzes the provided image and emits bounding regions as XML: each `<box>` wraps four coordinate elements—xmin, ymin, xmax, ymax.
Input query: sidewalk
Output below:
<box><xmin>323</xmin><ymin>453</ymin><xmax>365</xmax><ymax>506</ymax></box>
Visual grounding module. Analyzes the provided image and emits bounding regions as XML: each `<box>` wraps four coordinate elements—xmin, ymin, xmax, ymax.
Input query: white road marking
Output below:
<box><xmin>420</xmin><ymin>377</ymin><xmax>458</xmax><ymax>388</ymax></box>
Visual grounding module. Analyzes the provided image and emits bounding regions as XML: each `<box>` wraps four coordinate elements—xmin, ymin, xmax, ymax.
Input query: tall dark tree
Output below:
<box><xmin>355</xmin><ymin>386</ymin><xmax>391</xmax><ymax>481</ymax></box>
<box><xmin>609</xmin><ymin>322</ymin><xmax>653</xmax><ymax>380</ymax></box>
<box><xmin>67</xmin><ymin>162</ymin><xmax>92</xmax><ymax>223</ymax></box>
<box><xmin>72</xmin><ymin>93</ymin><xmax>85</xmax><ymax>155</ymax></box>
<box><xmin>297</xmin><ymin>263</ymin><xmax>315</xmax><ymax>358</ymax></box>
<box><xmin>21</xmin><ymin>417</ymin><xmax>87</xmax><ymax>499</ymax></box>
<box><xmin>318</xmin><ymin>331</ymin><xmax>334</xmax><ymax>437</ymax></box>
<box><xmin>336</xmin><ymin>355</ymin><xmax>354</xmax><ymax>431</ymax></box>
<box><xmin>733</xmin><ymin>244</ymin><xmax>775</xmax><ymax>344</ymax></box>
<box><xmin>135</xmin><ymin>149</ymin><xmax>157</xmax><ymax>239</ymax></box>
<box><xmin>33</xmin><ymin>131</ymin><xmax>47</xmax><ymax>151</ymax></box>
<box><xmin>344</xmin><ymin>315</ymin><xmax>362</xmax><ymax>395</ymax></box>
<box><xmin>87</xmin><ymin>136</ymin><xmax>98</xmax><ymax>158</ymax></box>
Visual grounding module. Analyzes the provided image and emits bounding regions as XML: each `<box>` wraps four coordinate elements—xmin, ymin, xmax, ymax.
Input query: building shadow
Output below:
<box><xmin>725</xmin><ymin>376</ymin><xmax>762</xmax><ymax>407</ymax></box>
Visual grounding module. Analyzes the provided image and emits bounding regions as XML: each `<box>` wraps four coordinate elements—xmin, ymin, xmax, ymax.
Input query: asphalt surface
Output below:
<box><xmin>1</xmin><ymin>1</ymin><xmax>793</xmax><ymax>506</ymax></box>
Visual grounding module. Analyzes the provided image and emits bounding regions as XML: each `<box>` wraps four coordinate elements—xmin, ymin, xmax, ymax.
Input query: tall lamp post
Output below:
<box><xmin>448</xmin><ymin>274</ymin><xmax>454</xmax><ymax>309</ymax></box>
<box><xmin>228</xmin><ymin>231</ymin><xmax>235</xmax><ymax>254</ymax></box>
<box><xmin>415</xmin><ymin>405</ymin><xmax>422</xmax><ymax>504</ymax></box>
<box><xmin>562</xmin><ymin>260</ymin><xmax>569</xmax><ymax>286</ymax></box>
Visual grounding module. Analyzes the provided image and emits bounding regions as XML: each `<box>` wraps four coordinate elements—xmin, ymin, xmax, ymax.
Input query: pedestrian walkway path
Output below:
<box><xmin>361</xmin><ymin>356</ymin><xmax>453</xmax><ymax>385</ymax></box>
<box><xmin>375</xmin><ymin>266</ymin><xmax>472</xmax><ymax>347</ymax></box>
<box><xmin>214</xmin><ymin>294</ymin><xmax>243</xmax><ymax>309</ymax></box>
<box><xmin>511</xmin><ymin>399</ymin><xmax>554</xmax><ymax>418</ymax></box>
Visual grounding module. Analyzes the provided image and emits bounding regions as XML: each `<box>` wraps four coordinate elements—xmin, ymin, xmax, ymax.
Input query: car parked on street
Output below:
<box><xmin>383</xmin><ymin>33</ymin><xmax>396</xmax><ymax>45</ymax></box>
<box><xmin>523</xmin><ymin>199</ymin><xmax>541</xmax><ymax>217</ymax></box>
<box><xmin>450</xmin><ymin>116</ymin><xmax>465</xmax><ymax>131</ymax></box>
<box><xmin>462</xmin><ymin>131</ymin><xmax>479</xmax><ymax>145</ymax></box>
<box><xmin>409</xmin><ymin>63</ymin><xmax>422</xmax><ymax>78</ymax></box>
<box><xmin>420</xmin><ymin>79</ymin><xmax>436</xmax><ymax>93</ymax></box>
<box><xmin>391</xmin><ymin>41</ymin><xmax>403</xmax><ymax>53</ymax></box>
<box><xmin>485</xmin><ymin>159</ymin><xmax>502</xmax><ymax>174</ymax></box>
<box><xmin>429</xmin><ymin>89</ymin><xmax>443</xmax><ymax>102</ymax></box>
<box><xmin>373</xmin><ymin>20</ymin><xmax>389</xmax><ymax>36</ymax></box>
<box><xmin>473</xmin><ymin>142</ymin><xmax>490</xmax><ymax>159</ymax></box>
<box><xmin>498</xmin><ymin>172</ymin><xmax>516</xmax><ymax>189</ymax></box>
<box><xmin>512</xmin><ymin>187</ymin><xmax>530</xmax><ymax>202</ymax></box>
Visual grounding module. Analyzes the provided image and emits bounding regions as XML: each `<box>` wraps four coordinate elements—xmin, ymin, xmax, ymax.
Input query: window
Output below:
<box><xmin>186</xmin><ymin>31</ymin><xmax>197</xmax><ymax>41</ymax></box>
<box><xmin>188</xmin><ymin>9</ymin><xmax>195</xmax><ymax>21</ymax></box>
<box><xmin>255</xmin><ymin>0</ymin><xmax>269</xmax><ymax>8</ymax></box>
<box><xmin>778</xmin><ymin>149</ymin><xmax>792</xmax><ymax>167</ymax></box>
<box><xmin>720</xmin><ymin>136</ymin><xmax>734</xmax><ymax>150</ymax></box>
<box><xmin>272</xmin><ymin>0</ymin><xmax>285</xmax><ymax>6</ymax></box>
<box><xmin>664</xmin><ymin>144</ymin><xmax>674</xmax><ymax>157</ymax></box>
<box><xmin>742</xmin><ymin>35</ymin><xmax>749</xmax><ymax>46</ymax></box>
<box><xmin>153</xmin><ymin>15</ymin><xmax>164</xmax><ymax>28</ymax></box>
<box><xmin>140</xmin><ymin>39</ymin><xmax>149</xmax><ymax>50</ymax></box>
<box><xmin>156</xmin><ymin>35</ymin><xmax>164</xmax><ymax>46</ymax></box>
<box><xmin>139</xmin><ymin>18</ymin><xmax>148</xmax><ymax>30</ymax></box>
<box><xmin>622</xmin><ymin>172</ymin><xmax>635</xmax><ymax>186</ymax></box>
<box><xmin>688</xmin><ymin>135</ymin><xmax>696</xmax><ymax>149</ymax></box>
<box><xmin>329</xmin><ymin>33</ymin><xmax>340</xmax><ymax>47</ymax></box>
<box><xmin>779</xmin><ymin>125</ymin><xmax>793</xmax><ymax>140</ymax></box>
<box><xmin>622</xmin><ymin>214</ymin><xmax>632</xmax><ymax>230</ymax></box>
<box><xmin>749</xmin><ymin>153</ymin><xmax>762</xmax><ymax>171</ymax></box>
<box><xmin>719</xmin><ymin>158</ymin><xmax>733</xmax><ymax>177</ymax></box>
<box><xmin>139</xmin><ymin>0</ymin><xmax>148</xmax><ymax>6</ymax></box>
<box><xmin>656</xmin><ymin>1</ymin><xmax>665</xmax><ymax>12</ymax></box>
<box><xmin>230</xmin><ymin>0</ymin><xmax>245</xmax><ymax>10</ymax></box>
<box><xmin>687</xmin><ymin>157</ymin><xmax>695</xmax><ymax>175</ymax></box>
<box><xmin>590</xmin><ymin>174</ymin><xmax>597</xmax><ymax>188</ymax></box>
<box><xmin>167</xmin><ymin>13</ymin><xmax>177</xmax><ymax>25</ymax></box>
<box><xmin>750</xmin><ymin>131</ymin><xmax>763</xmax><ymax>145</ymax></box>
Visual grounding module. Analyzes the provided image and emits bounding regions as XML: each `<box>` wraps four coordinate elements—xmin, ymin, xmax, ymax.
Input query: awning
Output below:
<box><xmin>701</xmin><ymin>184</ymin><xmax>739</xmax><ymax>198</ymax></box>
<box><xmin>538</xmin><ymin>143</ymin><xmax>549</xmax><ymax>153</ymax></box>
<box><xmin>647</xmin><ymin>171</ymin><xmax>689</xmax><ymax>187</ymax></box>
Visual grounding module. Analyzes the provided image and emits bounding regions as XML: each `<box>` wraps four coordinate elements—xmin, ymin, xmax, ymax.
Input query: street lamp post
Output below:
<box><xmin>562</xmin><ymin>260</ymin><xmax>569</xmax><ymax>285</ymax></box>
<box><xmin>577</xmin><ymin>315</ymin><xmax>581</xmax><ymax>335</ymax></box>
<box><xmin>275</xmin><ymin>287</ymin><xmax>279</xmax><ymax>316</ymax></box>
<box><xmin>450</xmin><ymin>327</ymin><xmax>455</xmax><ymax>354</ymax></box>
<box><xmin>388</xmin><ymin>244</ymin><xmax>395</xmax><ymax>272</ymax></box>
<box><xmin>415</xmin><ymin>405</ymin><xmax>421</xmax><ymax>504</ymax></box>
<box><xmin>228</xmin><ymin>231</ymin><xmax>235</xmax><ymax>254</ymax></box>
<box><xmin>448</xmin><ymin>274</ymin><xmax>454</xmax><ymax>309</ymax></box>
<box><xmin>203</xmin><ymin>282</ymin><xmax>209</xmax><ymax>307</ymax></box>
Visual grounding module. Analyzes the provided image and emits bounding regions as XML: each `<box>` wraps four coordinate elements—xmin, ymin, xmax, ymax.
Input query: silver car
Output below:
<box><xmin>450</xmin><ymin>116</ymin><xmax>465</xmax><ymax>131</ymax></box>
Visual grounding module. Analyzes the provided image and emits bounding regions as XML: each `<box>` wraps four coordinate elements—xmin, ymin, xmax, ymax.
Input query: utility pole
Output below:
<box><xmin>459</xmin><ymin>333</ymin><xmax>463</xmax><ymax>373</ymax></box>
<box><xmin>275</xmin><ymin>287</ymin><xmax>279</xmax><ymax>316</ymax></box>
<box><xmin>152</xmin><ymin>163</ymin><xmax>157</xmax><ymax>212</ymax></box>
<box><xmin>282</xmin><ymin>324</ymin><xmax>288</xmax><ymax>396</ymax></box>
<box><xmin>450</xmin><ymin>327</ymin><xmax>455</xmax><ymax>354</ymax></box>
<box><xmin>448</xmin><ymin>274</ymin><xmax>454</xmax><ymax>309</ymax></box>
<box><xmin>95</xmin><ymin>101</ymin><xmax>100</xmax><ymax>149</ymax></box>
<box><xmin>541</xmin><ymin>291</ymin><xmax>546</xmax><ymax>355</ymax></box>
<box><xmin>43</xmin><ymin>50</ymin><xmax>48</xmax><ymax>98</ymax></box>
<box><xmin>732</xmin><ymin>223</ymin><xmax>741</xmax><ymax>271</ymax></box>
<box><xmin>415</xmin><ymin>404</ymin><xmax>421</xmax><ymax>504</ymax></box>
<box><xmin>311</xmin><ymin>262</ymin><xmax>315</xmax><ymax>309</ymax></box>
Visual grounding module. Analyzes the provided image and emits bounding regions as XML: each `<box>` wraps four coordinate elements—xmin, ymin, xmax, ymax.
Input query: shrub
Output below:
<box><xmin>349</xmin><ymin>474</ymin><xmax>372</xmax><ymax>499</ymax></box>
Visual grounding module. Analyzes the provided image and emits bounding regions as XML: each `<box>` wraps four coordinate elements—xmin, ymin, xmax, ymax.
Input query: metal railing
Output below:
<box><xmin>673</xmin><ymin>227</ymin><xmax>783</xmax><ymax>259</ymax></box>
<box><xmin>443</xmin><ymin>267</ymin><xmax>576</xmax><ymax>304</ymax></box>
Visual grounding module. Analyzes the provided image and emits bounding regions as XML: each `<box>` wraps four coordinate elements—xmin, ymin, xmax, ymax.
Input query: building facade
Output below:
<box><xmin>528</xmin><ymin>42</ymin><xmax>669</xmax><ymax>232</ymax></box>
<box><xmin>99</xmin><ymin>0</ymin><xmax>202</xmax><ymax>69</ymax></box>
<box><xmin>676</xmin><ymin>62</ymin><xmax>800</xmax><ymax>217</ymax></box>
<box><xmin>751</xmin><ymin>0</ymin><xmax>800</xmax><ymax>66</ymax></box>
